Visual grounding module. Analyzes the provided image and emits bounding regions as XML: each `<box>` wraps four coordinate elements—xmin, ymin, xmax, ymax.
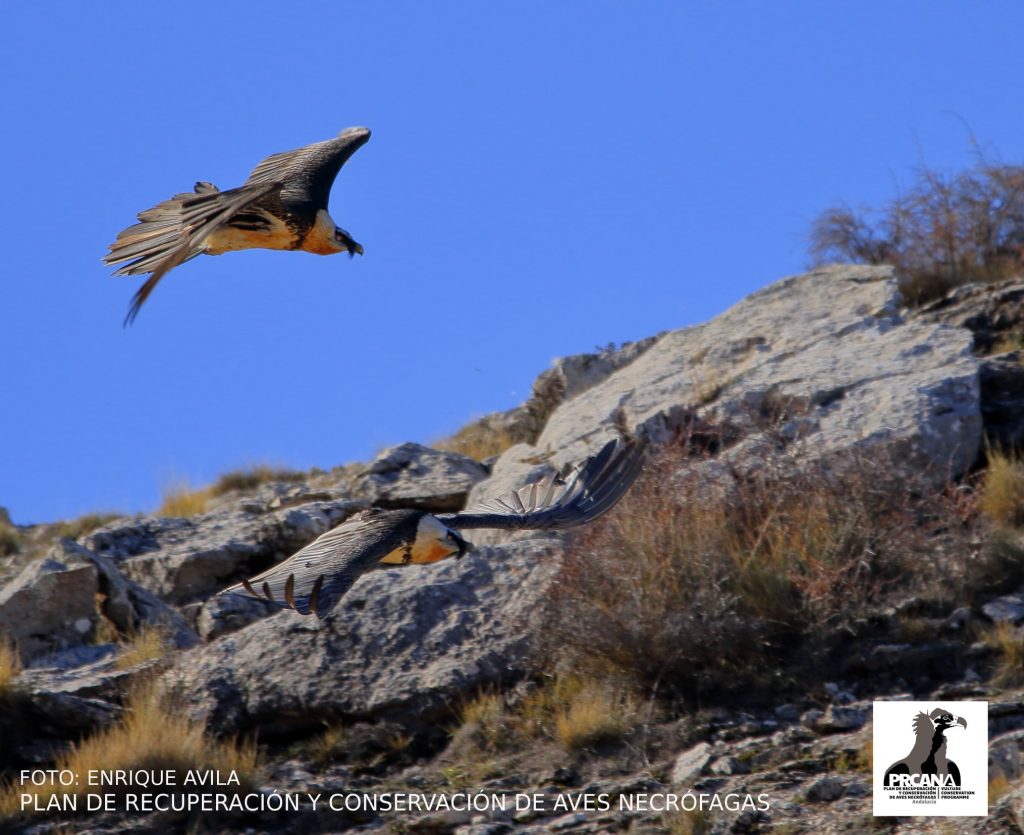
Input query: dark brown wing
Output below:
<box><xmin>438</xmin><ymin>436</ymin><xmax>648</xmax><ymax>532</ymax></box>
<box><xmin>244</xmin><ymin>126</ymin><xmax>370</xmax><ymax>211</ymax></box>
<box><xmin>219</xmin><ymin>508</ymin><xmax>416</xmax><ymax>618</ymax></box>
<box><xmin>107</xmin><ymin>179</ymin><xmax>283</xmax><ymax>325</ymax></box>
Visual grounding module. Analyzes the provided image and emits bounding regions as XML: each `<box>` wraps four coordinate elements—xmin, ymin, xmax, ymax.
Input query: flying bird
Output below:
<box><xmin>221</xmin><ymin>435</ymin><xmax>648</xmax><ymax>618</ymax></box>
<box><xmin>105</xmin><ymin>126</ymin><xmax>371</xmax><ymax>325</ymax></box>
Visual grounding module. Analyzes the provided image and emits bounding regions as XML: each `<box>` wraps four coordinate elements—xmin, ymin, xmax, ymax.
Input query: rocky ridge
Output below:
<box><xmin>3</xmin><ymin>265</ymin><xmax>1024</xmax><ymax>833</ymax></box>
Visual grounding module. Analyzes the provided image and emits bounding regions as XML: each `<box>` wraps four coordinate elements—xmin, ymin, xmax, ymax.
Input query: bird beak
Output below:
<box><xmin>350</xmin><ymin>241</ymin><xmax>364</xmax><ymax>257</ymax></box>
<box><xmin>955</xmin><ymin>716</ymin><xmax>967</xmax><ymax>730</ymax></box>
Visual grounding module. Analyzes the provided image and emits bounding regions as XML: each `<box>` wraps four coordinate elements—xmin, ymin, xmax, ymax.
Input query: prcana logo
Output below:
<box><xmin>882</xmin><ymin>708</ymin><xmax>967</xmax><ymax>787</ymax></box>
<box><xmin>873</xmin><ymin>700</ymin><xmax>987</xmax><ymax>817</ymax></box>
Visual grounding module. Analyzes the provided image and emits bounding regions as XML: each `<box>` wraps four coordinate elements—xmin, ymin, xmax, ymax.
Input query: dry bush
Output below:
<box><xmin>210</xmin><ymin>465</ymin><xmax>305</xmax><ymax>497</ymax></box>
<box><xmin>0</xmin><ymin>523</ymin><xmax>19</xmax><ymax>557</ymax></box>
<box><xmin>434</xmin><ymin>421</ymin><xmax>516</xmax><ymax>461</ymax></box>
<box><xmin>545</xmin><ymin>440</ymin><xmax>958</xmax><ymax>700</ymax></box>
<box><xmin>809</xmin><ymin>153</ymin><xmax>1024</xmax><ymax>305</ymax></box>
<box><xmin>157</xmin><ymin>480</ymin><xmax>210</xmax><ymax>517</ymax></box>
<box><xmin>0</xmin><ymin>679</ymin><xmax>258</xmax><ymax>821</ymax></box>
<box><xmin>979</xmin><ymin>448</ymin><xmax>1024</xmax><ymax>527</ymax></box>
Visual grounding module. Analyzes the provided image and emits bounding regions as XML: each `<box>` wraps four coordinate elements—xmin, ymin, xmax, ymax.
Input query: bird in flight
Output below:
<box><xmin>105</xmin><ymin>126</ymin><xmax>371</xmax><ymax>325</ymax></box>
<box><xmin>221</xmin><ymin>435</ymin><xmax>648</xmax><ymax>618</ymax></box>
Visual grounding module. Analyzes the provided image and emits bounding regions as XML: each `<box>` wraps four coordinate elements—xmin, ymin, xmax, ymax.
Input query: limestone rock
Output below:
<box><xmin>83</xmin><ymin>499</ymin><xmax>368</xmax><ymax>604</ymax></box>
<box><xmin>469</xmin><ymin>265</ymin><xmax>982</xmax><ymax>519</ymax></box>
<box><xmin>0</xmin><ymin>539</ymin><xmax>195</xmax><ymax>660</ymax></box>
<box><xmin>670</xmin><ymin>741</ymin><xmax>713</xmax><ymax>785</ymax></box>
<box><xmin>163</xmin><ymin>538</ymin><xmax>559</xmax><ymax>733</ymax></box>
<box><xmin>354</xmin><ymin>443</ymin><xmax>489</xmax><ymax>511</ymax></box>
<box><xmin>982</xmin><ymin>593</ymin><xmax>1024</xmax><ymax>624</ymax></box>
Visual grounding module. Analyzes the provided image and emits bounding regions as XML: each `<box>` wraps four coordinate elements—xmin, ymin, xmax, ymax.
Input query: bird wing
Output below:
<box><xmin>438</xmin><ymin>435</ymin><xmax>648</xmax><ymax>532</ymax></box>
<box><xmin>107</xmin><ymin>179</ymin><xmax>283</xmax><ymax>325</ymax></box>
<box><xmin>243</xmin><ymin>126</ymin><xmax>371</xmax><ymax>210</ymax></box>
<box><xmin>220</xmin><ymin>509</ymin><xmax>408</xmax><ymax>618</ymax></box>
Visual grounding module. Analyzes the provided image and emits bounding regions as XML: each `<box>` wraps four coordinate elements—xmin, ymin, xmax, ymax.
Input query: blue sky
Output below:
<box><xmin>3</xmin><ymin>2</ymin><xmax>1023</xmax><ymax>524</ymax></box>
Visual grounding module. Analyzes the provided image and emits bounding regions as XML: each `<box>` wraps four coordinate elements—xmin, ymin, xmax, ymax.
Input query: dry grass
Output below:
<box><xmin>115</xmin><ymin>625</ymin><xmax>169</xmax><ymax>670</ymax></box>
<box><xmin>308</xmin><ymin>724</ymin><xmax>348</xmax><ymax>766</ymax></box>
<box><xmin>210</xmin><ymin>464</ymin><xmax>306</xmax><ymax>497</ymax></box>
<box><xmin>662</xmin><ymin>809</ymin><xmax>714</xmax><ymax>835</ymax></box>
<box><xmin>157</xmin><ymin>480</ymin><xmax>210</xmax><ymax>517</ymax></box>
<box><xmin>54</xmin><ymin>513</ymin><xmax>121</xmax><ymax>541</ymax></box>
<box><xmin>809</xmin><ymin>150</ymin><xmax>1024</xmax><ymax>306</ymax></box>
<box><xmin>0</xmin><ymin>637</ymin><xmax>22</xmax><ymax>697</ymax></box>
<box><xmin>979</xmin><ymin>448</ymin><xmax>1024</xmax><ymax>527</ymax></box>
<box><xmin>983</xmin><ymin>622</ymin><xmax>1024</xmax><ymax>687</ymax></box>
<box><xmin>451</xmin><ymin>676</ymin><xmax>640</xmax><ymax>760</ymax></box>
<box><xmin>0</xmin><ymin>679</ymin><xmax>258</xmax><ymax>821</ymax></box>
<box><xmin>434</xmin><ymin>421</ymin><xmax>516</xmax><ymax>461</ymax></box>
<box><xmin>544</xmin><ymin>439</ymin><xmax>962</xmax><ymax>699</ymax></box>
<box><xmin>552</xmin><ymin>683</ymin><xmax>640</xmax><ymax>751</ymax></box>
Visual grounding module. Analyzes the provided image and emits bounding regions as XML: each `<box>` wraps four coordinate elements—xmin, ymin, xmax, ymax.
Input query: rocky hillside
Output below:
<box><xmin>4</xmin><ymin>264</ymin><xmax>1024</xmax><ymax>834</ymax></box>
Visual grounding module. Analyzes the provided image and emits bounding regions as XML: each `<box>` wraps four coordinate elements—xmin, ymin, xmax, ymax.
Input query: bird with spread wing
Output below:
<box><xmin>220</xmin><ymin>435</ymin><xmax>648</xmax><ymax>618</ymax></box>
<box><xmin>105</xmin><ymin>126</ymin><xmax>371</xmax><ymax>325</ymax></box>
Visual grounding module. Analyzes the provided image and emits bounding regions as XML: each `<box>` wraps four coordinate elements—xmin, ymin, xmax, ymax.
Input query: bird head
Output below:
<box><xmin>930</xmin><ymin>709</ymin><xmax>967</xmax><ymax>731</ymax></box>
<box><xmin>410</xmin><ymin>515</ymin><xmax>474</xmax><ymax>564</ymax></box>
<box><xmin>334</xmin><ymin>226</ymin><xmax>363</xmax><ymax>257</ymax></box>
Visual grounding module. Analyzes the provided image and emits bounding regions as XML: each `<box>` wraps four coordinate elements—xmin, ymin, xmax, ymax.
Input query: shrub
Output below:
<box><xmin>809</xmin><ymin>152</ymin><xmax>1024</xmax><ymax>305</ymax></box>
<box><xmin>544</xmin><ymin>441</ymin><xmax>955</xmax><ymax>700</ymax></box>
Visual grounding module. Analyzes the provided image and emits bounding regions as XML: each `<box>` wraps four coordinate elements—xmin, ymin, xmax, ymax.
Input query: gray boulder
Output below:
<box><xmin>83</xmin><ymin>498</ymin><xmax>368</xmax><ymax>604</ymax></box>
<box><xmin>468</xmin><ymin>265</ymin><xmax>982</xmax><ymax>514</ymax></box>
<box><xmin>354</xmin><ymin>443</ymin><xmax>489</xmax><ymax>511</ymax></box>
<box><xmin>0</xmin><ymin>539</ymin><xmax>196</xmax><ymax>660</ymax></box>
<box><xmin>163</xmin><ymin>537</ymin><xmax>560</xmax><ymax>733</ymax></box>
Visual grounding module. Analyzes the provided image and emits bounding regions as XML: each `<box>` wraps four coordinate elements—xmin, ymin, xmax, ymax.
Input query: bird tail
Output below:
<box><xmin>104</xmin><ymin>181</ymin><xmax>219</xmax><ymax>276</ymax></box>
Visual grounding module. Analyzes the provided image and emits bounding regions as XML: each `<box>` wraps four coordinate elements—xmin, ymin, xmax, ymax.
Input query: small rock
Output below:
<box><xmin>551</xmin><ymin>767</ymin><xmax>581</xmax><ymax>787</ymax></box>
<box><xmin>943</xmin><ymin>606</ymin><xmax>972</xmax><ymax>631</ymax></box>
<box><xmin>983</xmin><ymin>593</ymin><xmax>1024</xmax><ymax>624</ymax></box>
<box><xmin>806</xmin><ymin>776</ymin><xmax>846</xmax><ymax>802</ymax></box>
<box><xmin>814</xmin><ymin>705</ymin><xmax>868</xmax><ymax>733</ymax></box>
<box><xmin>671</xmin><ymin>741</ymin><xmax>713</xmax><ymax>784</ymax></box>
<box><xmin>709</xmin><ymin>756</ymin><xmax>750</xmax><ymax>776</ymax></box>
<box><xmin>774</xmin><ymin>704</ymin><xmax>801</xmax><ymax>722</ymax></box>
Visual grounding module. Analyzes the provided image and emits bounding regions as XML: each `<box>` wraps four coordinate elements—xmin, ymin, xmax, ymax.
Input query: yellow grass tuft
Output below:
<box><xmin>662</xmin><ymin>809</ymin><xmax>714</xmax><ymax>835</ymax></box>
<box><xmin>309</xmin><ymin>724</ymin><xmax>347</xmax><ymax>766</ymax></box>
<box><xmin>983</xmin><ymin>621</ymin><xmax>1024</xmax><ymax>687</ymax></box>
<box><xmin>157</xmin><ymin>480</ymin><xmax>210</xmax><ymax>517</ymax></box>
<box><xmin>434</xmin><ymin>421</ymin><xmax>516</xmax><ymax>461</ymax></box>
<box><xmin>0</xmin><ymin>637</ymin><xmax>22</xmax><ymax>696</ymax></box>
<box><xmin>979</xmin><ymin>448</ymin><xmax>1024</xmax><ymax>527</ymax></box>
<box><xmin>452</xmin><ymin>675</ymin><xmax>639</xmax><ymax>759</ymax></box>
<box><xmin>552</xmin><ymin>682</ymin><xmax>639</xmax><ymax>751</ymax></box>
<box><xmin>210</xmin><ymin>464</ymin><xmax>305</xmax><ymax>497</ymax></box>
<box><xmin>115</xmin><ymin>626</ymin><xmax>169</xmax><ymax>670</ymax></box>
